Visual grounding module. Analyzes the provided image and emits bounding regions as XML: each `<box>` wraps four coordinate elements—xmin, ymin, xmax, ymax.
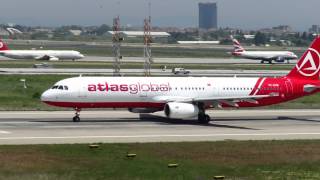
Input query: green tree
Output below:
<box><xmin>254</xmin><ymin>32</ymin><xmax>267</xmax><ymax>46</ymax></box>
<box><xmin>95</xmin><ymin>24</ymin><xmax>111</xmax><ymax>36</ymax></box>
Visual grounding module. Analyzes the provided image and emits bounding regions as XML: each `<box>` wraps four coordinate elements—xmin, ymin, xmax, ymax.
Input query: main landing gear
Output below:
<box><xmin>197</xmin><ymin>103</ymin><xmax>211</xmax><ymax>124</ymax></box>
<box><xmin>73</xmin><ymin>108</ymin><xmax>81</xmax><ymax>122</ymax></box>
<box><xmin>260</xmin><ymin>60</ymin><xmax>272</xmax><ymax>64</ymax></box>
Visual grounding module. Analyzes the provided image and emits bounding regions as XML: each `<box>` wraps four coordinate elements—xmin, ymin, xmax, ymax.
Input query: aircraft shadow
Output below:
<box><xmin>217</xmin><ymin>116</ymin><xmax>320</xmax><ymax>123</ymax></box>
<box><xmin>277</xmin><ymin>116</ymin><xmax>320</xmax><ymax>123</ymax></box>
<box><xmin>30</xmin><ymin>114</ymin><xmax>258</xmax><ymax>130</ymax></box>
<box><xmin>138</xmin><ymin>114</ymin><xmax>259</xmax><ymax>130</ymax></box>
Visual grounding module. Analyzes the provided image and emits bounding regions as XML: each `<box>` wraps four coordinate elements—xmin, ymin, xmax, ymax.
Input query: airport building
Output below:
<box><xmin>198</xmin><ymin>2</ymin><xmax>218</xmax><ymax>30</ymax></box>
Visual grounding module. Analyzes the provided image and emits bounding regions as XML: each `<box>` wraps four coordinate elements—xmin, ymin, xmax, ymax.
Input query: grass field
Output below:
<box><xmin>9</xmin><ymin>44</ymin><xmax>232</xmax><ymax>58</ymax></box>
<box><xmin>0</xmin><ymin>74</ymin><xmax>320</xmax><ymax>110</ymax></box>
<box><xmin>9</xmin><ymin>44</ymin><xmax>306</xmax><ymax>58</ymax></box>
<box><xmin>0</xmin><ymin>75</ymin><xmax>71</xmax><ymax>110</ymax></box>
<box><xmin>1</xmin><ymin>140</ymin><xmax>320</xmax><ymax>179</ymax></box>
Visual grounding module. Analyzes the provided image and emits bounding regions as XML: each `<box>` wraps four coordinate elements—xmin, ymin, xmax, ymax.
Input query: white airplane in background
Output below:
<box><xmin>0</xmin><ymin>39</ymin><xmax>84</xmax><ymax>61</ymax></box>
<box><xmin>231</xmin><ymin>36</ymin><xmax>298</xmax><ymax>64</ymax></box>
<box><xmin>41</xmin><ymin>37</ymin><xmax>320</xmax><ymax>123</ymax></box>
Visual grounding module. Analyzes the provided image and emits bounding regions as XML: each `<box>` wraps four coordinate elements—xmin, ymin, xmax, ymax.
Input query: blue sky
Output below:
<box><xmin>0</xmin><ymin>0</ymin><xmax>318</xmax><ymax>31</ymax></box>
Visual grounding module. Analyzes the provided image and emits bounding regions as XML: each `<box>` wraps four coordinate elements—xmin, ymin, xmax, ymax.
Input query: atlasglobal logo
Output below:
<box><xmin>88</xmin><ymin>82</ymin><xmax>171</xmax><ymax>94</ymax></box>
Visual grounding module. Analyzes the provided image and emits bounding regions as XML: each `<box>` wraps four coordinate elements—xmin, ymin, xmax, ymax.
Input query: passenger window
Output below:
<box><xmin>58</xmin><ymin>86</ymin><xmax>63</xmax><ymax>90</ymax></box>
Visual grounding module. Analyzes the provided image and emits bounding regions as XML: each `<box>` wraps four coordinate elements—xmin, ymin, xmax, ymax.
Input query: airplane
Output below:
<box><xmin>41</xmin><ymin>37</ymin><xmax>320</xmax><ymax>123</ymax></box>
<box><xmin>0</xmin><ymin>39</ymin><xmax>84</xmax><ymax>61</ymax></box>
<box><xmin>231</xmin><ymin>36</ymin><xmax>298</xmax><ymax>64</ymax></box>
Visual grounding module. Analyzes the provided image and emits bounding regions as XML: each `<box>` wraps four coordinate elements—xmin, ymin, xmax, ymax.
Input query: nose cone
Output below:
<box><xmin>79</xmin><ymin>54</ymin><xmax>85</xmax><ymax>59</ymax></box>
<box><xmin>41</xmin><ymin>90</ymin><xmax>54</xmax><ymax>102</ymax></box>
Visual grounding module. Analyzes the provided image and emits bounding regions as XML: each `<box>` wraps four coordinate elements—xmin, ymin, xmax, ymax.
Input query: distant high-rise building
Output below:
<box><xmin>199</xmin><ymin>2</ymin><xmax>217</xmax><ymax>30</ymax></box>
<box><xmin>309</xmin><ymin>25</ymin><xmax>320</xmax><ymax>33</ymax></box>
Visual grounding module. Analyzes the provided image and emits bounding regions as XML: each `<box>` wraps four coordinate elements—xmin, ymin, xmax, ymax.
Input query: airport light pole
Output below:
<box><xmin>143</xmin><ymin>16</ymin><xmax>153</xmax><ymax>77</ymax></box>
<box><xmin>112</xmin><ymin>16</ymin><xmax>122</xmax><ymax>76</ymax></box>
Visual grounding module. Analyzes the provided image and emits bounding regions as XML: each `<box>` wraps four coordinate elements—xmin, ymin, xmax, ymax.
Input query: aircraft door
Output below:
<box><xmin>78</xmin><ymin>85</ymin><xmax>87</xmax><ymax>98</ymax></box>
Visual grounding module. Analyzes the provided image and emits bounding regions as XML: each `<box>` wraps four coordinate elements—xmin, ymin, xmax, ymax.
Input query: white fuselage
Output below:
<box><xmin>235</xmin><ymin>51</ymin><xmax>297</xmax><ymax>61</ymax></box>
<box><xmin>41</xmin><ymin>76</ymin><xmax>264</xmax><ymax>107</ymax></box>
<box><xmin>0</xmin><ymin>50</ymin><xmax>84</xmax><ymax>60</ymax></box>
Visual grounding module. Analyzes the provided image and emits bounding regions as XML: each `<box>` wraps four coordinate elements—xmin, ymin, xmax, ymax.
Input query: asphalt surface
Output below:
<box><xmin>79</xmin><ymin>56</ymin><xmax>298</xmax><ymax>64</ymax></box>
<box><xmin>0</xmin><ymin>109</ymin><xmax>319</xmax><ymax>145</ymax></box>
<box><xmin>0</xmin><ymin>67</ymin><xmax>288</xmax><ymax>77</ymax></box>
<box><xmin>0</xmin><ymin>55</ymin><xmax>298</xmax><ymax>64</ymax></box>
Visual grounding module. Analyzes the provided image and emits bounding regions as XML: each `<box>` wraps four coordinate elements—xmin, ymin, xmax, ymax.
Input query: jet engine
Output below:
<box><xmin>275</xmin><ymin>57</ymin><xmax>285</xmax><ymax>63</ymax></box>
<box><xmin>128</xmin><ymin>108</ymin><xmax>162</xmax><ymax>113</ymax></box>
<box><xmin>164</xmin><ymin>102</ymin><xmax>199</xmax><ymax>119</ymax></box>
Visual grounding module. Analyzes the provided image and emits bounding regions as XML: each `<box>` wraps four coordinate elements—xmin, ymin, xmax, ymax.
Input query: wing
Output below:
<box><xmin>263</xmin><ymin>56</ymin><xmax>286</xmax><ymax>62</ymax></box>
<box><xmin>152</xmin><ymin>93</ymin><xmax>279</xmax><ymax>108</ymax></box>
<box><xmin>35</xmin><ymin>55</ymin><xmax>59</xmax><ymax>61</ymax></box>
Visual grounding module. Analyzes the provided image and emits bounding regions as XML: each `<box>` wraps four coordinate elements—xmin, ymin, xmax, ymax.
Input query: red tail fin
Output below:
<box><xmin>287</xmin><ymin>37</ymin><xmax>320</xmax><ymax>80</ymax></box>
<box><xmin>0</xmin><ymin>39</ymin><xmax>9</xmax><ymax>51</ymax></box>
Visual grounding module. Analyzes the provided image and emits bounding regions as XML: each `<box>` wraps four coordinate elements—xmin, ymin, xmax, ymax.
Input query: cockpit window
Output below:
<box><xmin>52</xmin><ymin>85</ymin><xmax>68</xmax><ymax>90</ymax></box>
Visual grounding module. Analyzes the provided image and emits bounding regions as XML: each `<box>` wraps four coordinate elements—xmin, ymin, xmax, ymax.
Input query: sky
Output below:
<box><xmin>0</xmin><ymin>0</ymin><xmax>319</xmax><ymax>31</ymax></box>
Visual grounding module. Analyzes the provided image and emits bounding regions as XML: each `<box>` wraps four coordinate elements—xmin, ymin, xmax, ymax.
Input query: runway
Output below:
<box><xmin>0</xmin><ymin>109</ymin><xmax>320</xmax><ymax>145</ymax></box>
<box><xmin>79</xmin><ymin>56</ymin><xmax>298</xmax><ymax>64</ymax></box>
<box><xmin>0</xmin><ymin>68</ymin><xmax>288</xmax><ymax>77</ymax></box>
<box><xmin>0</xmin><ymin>55</ymin><xmax>298</xmax><ymax>64</ymax></box>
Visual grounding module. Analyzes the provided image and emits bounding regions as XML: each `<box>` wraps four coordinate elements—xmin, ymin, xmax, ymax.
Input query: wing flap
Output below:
<box><xmin>153</xmin><ymin>93</ymin><xmax>279</xmax><ymax>105</ymax></box>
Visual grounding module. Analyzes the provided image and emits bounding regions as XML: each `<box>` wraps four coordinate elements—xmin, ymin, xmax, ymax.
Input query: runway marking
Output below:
<box><xmin>0</xmin><ymin>131</ymin><xmax>11</xmax><ymax>134</ymax></box>
<box><xmin>0</xmin><ymin>132</ymin><xmax>320</xmax><ymax>140</ymax></box>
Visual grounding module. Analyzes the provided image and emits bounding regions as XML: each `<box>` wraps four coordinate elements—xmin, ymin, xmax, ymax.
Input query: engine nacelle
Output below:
<box><xmin>128</xmin><ymin>108</ymin><xmax>161</xmax><ymax>113</ymax></box>
<box><xmin>164</xmin><ymin>102</ymin><xmax>199</xmax><ymax>119</ymax></box>
<box><xmin>275</xmin><ymin>57</ymin><xmax>285</xmax><ymax>63</ymax></box>
<box><xmin>49</xmin><ymin>57</ymin><xmax>59</xmax><ymax>61</ymax></box>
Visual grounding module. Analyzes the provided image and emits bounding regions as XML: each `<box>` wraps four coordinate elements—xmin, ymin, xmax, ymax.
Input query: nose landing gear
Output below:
<box><xmin>73</xmin><ymin>108</ymin><xmax>81</xmax><ymax>122</ymax></box>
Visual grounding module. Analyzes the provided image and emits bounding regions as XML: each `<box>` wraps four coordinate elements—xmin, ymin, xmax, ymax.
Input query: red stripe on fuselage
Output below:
<box><xmin>43</xmin><ymin>101</ymin><xmax>166</xmax><ymax>109</ymax></box>
<box><xmin>249</xmin><ymin>77</ymin><xmax>263</xmax><ymax>95</ymax></box>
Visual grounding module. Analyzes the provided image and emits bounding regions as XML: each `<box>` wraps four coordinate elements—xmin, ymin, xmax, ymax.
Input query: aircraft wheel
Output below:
<box><xmin>73</xmin><ymin>116</ymin><xmax>80</xmax><ymax>122</ymax></box>
<box><xmin>268</xmin><ymin>60</ymin><xmax>272</xmax><ymax>64</ymax></box>
<box><xmin>260</xmin><ymin>60</ymin><xmax>264</xmax><ymax>64</ymax></box>
<box><xmin>198</xmin><ymin>113</ymin><xmax>211</xmax><ymax>124</ymax></box>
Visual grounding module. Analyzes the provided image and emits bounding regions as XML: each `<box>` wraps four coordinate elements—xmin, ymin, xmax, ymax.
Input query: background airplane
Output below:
<box><xmin>41</xmin><ymin>37</ymin><xmax>320</xmax><ymax>123</ymax></box>
<box><xmin>231</xmin><ymin>36</ymin><xmax>298</xmax><ymax>64</ymax></box>
<box><xmin>0</xmin><ymin>39</ymin><xmax>84</xmax><ymax>61</ymax></box>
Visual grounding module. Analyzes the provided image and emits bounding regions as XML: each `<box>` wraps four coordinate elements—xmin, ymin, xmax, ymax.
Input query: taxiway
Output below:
<box><xmin>0</xmin><ymin>109</ymin><xmax>319</xmax><ymax>144</ymax></box>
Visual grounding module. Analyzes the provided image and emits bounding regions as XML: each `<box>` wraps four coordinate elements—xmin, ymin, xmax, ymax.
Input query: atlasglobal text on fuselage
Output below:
<box><xmin>87</xmin><ymin>82</ymin><xmax>170</xmax><ymax>94</ymax></box>
<box><xmin>41</xmin><ymin>37</ymin><xmax>320</xmax><ymax>123</ymax></box>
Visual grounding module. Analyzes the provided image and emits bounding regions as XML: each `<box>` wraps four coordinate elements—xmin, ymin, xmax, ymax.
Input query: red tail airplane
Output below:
<box><xmin>41</xmin><ymin>37</ymin><xmax>320</xmax><ymax>123</ymax></box>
